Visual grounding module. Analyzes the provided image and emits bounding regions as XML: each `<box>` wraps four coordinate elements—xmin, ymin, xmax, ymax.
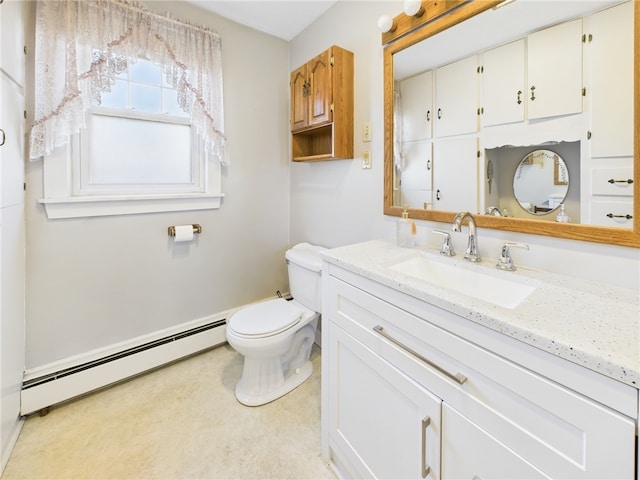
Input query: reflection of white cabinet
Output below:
<box><xmin>481</xmin><ymin>39</ymin><xmax>526</xmax><ymax>127</ymax></box>
<box><xmin>527</xmin><ymin>19</ymin><xmax>583</xmax><ymax>120</ymax></box>
<box><xmin>435</xmin><ymin>55</ymin><xmax>478</xmax><ymax>138</ymax></box>
<box><xmin>323</xmin><ymin>263</ymin><xmax>637</xmax><ymax>480</ymax></box>
<box><xmin>433</xmin><ymin>136</ymin><xmax>477</xmax><ymax>212</ymax></box>
<box><xmin>399</xmin><ymin>140</ymin><xmax>432</xmax><ymax>209</ymax></box>
<box><xmin>585</xmin><ymin>1</ymin><xmax>633</xmax><ymax>158</ymax></box>
<box><xmin>400</xmin><ymin>70</ymin><xmax>433</xmax><ymax>142</ymax></box>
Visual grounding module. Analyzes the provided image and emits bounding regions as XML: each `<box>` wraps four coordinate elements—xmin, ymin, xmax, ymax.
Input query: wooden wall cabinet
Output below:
<box><xmin>290</xmin><ymin>45</ymin><xmax>353</xmax><ymax>161</ymax></box>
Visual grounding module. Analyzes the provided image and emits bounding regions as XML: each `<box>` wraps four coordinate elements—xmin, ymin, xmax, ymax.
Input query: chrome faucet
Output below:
<box><xmin>452</xmin><ymin>212</ymin><xmax>481</xmax><ymax>262</ymax></box>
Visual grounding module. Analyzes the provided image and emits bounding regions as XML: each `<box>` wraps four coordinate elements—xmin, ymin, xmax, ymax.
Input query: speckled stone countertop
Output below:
<box><xmin>322</xmin><ymin>239</ymin><xmax>640</xmax><ymax>389</ymax></box>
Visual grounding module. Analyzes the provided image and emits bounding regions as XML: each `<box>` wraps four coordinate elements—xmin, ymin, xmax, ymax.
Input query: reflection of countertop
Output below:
<box><xmin>321</xmin><ymin>239</ymin><xmax>640</xmax><ymax>389</ymax></box>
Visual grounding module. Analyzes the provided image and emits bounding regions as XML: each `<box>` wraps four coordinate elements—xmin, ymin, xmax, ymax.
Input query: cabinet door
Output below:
<box><xmin>0</xmin><ymin>73</ymin><xmax>25</xmax><ymax>209</ymax></box>
<box><xmin>433</xmin><ymin>136</ymin><xmax>478</xmax><ymax>212</ymax></box>
<box><xmin>308</xmin><ymin>49</ymin><xmax>332</xmax><ymax>127</ymax></box>
<box><xmin>435</xmin><ymin>55</ymin><xmax>478</xmax><ymax>137</ymax></box>
<box><xmin>587</xmin><ymin>1</ymin><xmax>633</xmax><ymax>158</ymax></box>
<box><xmin>290</xmin><ymin>65</ymin><xmax>308</xmax><ymax>132</ymax></box>
<box><xmin>401</xmin><ymin>70</ymin><xmax>433</xmax><ymax>141</ymax></box>
<box><xmin>527</xmin><ymin>19</ymin><xmax>583</xmax><ymax>120</ymax></box>
<box><xmin>399</xmin><ymin>140</ymin><xmax>432</xmax><ymax>209</ymax></box>
<box><xmin>442</xmin><ymin>405</ymin><xmax>547</xmax><ymax>479</ymax></box>
<box><xmin>328</xmin><ymin>322</ymin><xmax>442</xmax><ymax>480</ymax></box>
<box><xmin>481</xmin><ymin>39</ymin><xmax>525</xmax><ymax>127</ymax></box>
<box><xmin>0</xmin><ymin>0</ymin><xmax>26</xmax><ymax>87</ymax></box>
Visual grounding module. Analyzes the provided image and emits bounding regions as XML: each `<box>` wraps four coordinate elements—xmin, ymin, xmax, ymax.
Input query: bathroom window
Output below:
<box><xmin>77</xmin><ymin>58</ymin><xmax>203</xmax><ymax>196</ymax></box>
<box><xmin>32</xmin><ymin>1</ymin><xmax>226</xmax><ymax>219</ymax></box>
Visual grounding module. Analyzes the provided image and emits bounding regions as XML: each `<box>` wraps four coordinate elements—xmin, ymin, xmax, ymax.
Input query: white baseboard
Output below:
<box><xmin>21</xmin><ymin>313</ymin><xmax>230</xmax><ymax>416</ymax></box>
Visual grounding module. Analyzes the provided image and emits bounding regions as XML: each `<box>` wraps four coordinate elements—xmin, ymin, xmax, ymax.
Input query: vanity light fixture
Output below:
<box><xmin>377</xmin><ymin>13</ymin><xmax>396</xmax><ymax>33</ymax></box>
<box><xmin>403</xmin><ymin>0</ymin><xmax>424</xmax><ymax>17</ymax></box>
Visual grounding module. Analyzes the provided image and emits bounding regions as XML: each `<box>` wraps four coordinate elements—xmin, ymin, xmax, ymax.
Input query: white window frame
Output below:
<box><xmin>39</xmin><ymin>65</ymin><xmax>224</xmax><ymax>220</ymax></box>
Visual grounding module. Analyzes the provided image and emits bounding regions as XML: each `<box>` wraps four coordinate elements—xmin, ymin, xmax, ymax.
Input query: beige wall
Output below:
<box><xmin>24</xmin><ymin>1</ymin><xmax>292</xmax><ymax>368</ymax></box>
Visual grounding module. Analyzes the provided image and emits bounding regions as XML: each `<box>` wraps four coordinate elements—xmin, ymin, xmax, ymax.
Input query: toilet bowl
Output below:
<box><xmin>225</xmin><ymin>243</ymin><xmax>326</xmax><ymax>406</ymax></box>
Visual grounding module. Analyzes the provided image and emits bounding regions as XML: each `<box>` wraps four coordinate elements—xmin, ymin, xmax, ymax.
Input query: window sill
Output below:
<box><xmin>38</xmin><ymin>194</ymin><xmax>225</xmax><ymax>219</ymax></box>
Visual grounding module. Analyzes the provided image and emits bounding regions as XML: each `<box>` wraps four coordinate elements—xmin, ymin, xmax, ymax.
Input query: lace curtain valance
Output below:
<box><xmin>30</xmin><ymin>0</ymin><xmax>228</xmax><ymax>165</ymax></box>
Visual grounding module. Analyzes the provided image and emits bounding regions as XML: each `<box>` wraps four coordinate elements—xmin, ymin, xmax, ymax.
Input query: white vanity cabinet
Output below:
<box><xmin>434</xmin><ymin>55</ymin><xmax>478</xmax><ymax>138</ymax></box>
<box><xmin>322</xmin><ymin>263</ymin><xmax>637</xmax><ymax>480</ymax></box>
<box><xmin>527</xmin><ymin>18</ymin><xmax>583</xmax><ymax>120</ymax></box>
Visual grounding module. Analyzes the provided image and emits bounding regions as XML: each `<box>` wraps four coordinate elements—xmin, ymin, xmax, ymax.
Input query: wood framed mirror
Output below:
<box><xmin>382</xmin><ymin>0</ymin><xmax>639</xmax><ymax>247</ymax></box>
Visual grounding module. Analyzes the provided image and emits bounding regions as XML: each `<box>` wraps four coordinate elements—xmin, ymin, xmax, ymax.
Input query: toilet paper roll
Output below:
<box><xmin>173</xmin><ymin>225</ymin><xmax>194</xmax><ymax>243</ymax></box>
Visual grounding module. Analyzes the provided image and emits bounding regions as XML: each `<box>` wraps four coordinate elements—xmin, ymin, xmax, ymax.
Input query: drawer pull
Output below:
<box><xmin>373</xmin><ymin>325</ymin><xmax>468</xmax><ymax>385</ymax></box>
<box><xmin>607</xmin><ymin>178</ymin><xmax>633</xmax><ymax>184</ymax></box>
<box><xmin>606</xmin><ymin>213</ymin><xmax>633</xmax><ymax>220</ymax></box>
<box><xmin>422</xmin><ymin>416</ymin><xmax>431</xmax><ymax>478</ymax></box>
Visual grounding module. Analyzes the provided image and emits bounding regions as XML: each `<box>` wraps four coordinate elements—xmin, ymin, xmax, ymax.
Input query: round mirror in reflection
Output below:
<box><xmin>513</xmin><ymin>149</ymin><xmax>569</xmax><ymax>215</ymax></box>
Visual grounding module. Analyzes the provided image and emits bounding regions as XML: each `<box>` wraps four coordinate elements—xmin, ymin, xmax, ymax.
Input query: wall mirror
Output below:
<box><xmin>383</xmin><ymin>0</ymin><xmax>639</xmax><ymax>247</ymax></box>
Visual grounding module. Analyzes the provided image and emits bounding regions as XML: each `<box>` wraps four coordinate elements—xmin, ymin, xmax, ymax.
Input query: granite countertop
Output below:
<box><xmin>321</xmin><ymin>239</ymin><xmax>640</xmax><ymax>389</ymax></box>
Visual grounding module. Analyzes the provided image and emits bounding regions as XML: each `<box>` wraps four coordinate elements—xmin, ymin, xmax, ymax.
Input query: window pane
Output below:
<box><xmin>130</xmin><ymin>60</ymin><xmax>162</xmax><ymax>85</ymax></box>
<box><xmin>130</xmin><ymin>83</ymin><xmax>161</xmax><ymax>113</ymax></box>
<box><xmin>101</xmin><ymin>79</ymin><xmax>128</xmax><ymax>108</ymax></box>
<box><xmin>87</xmin><ymin>114</ymin><xmax>193</xmax><ymax>185</ymax></box>
<box><xmin>163</xmin><ymin>89</ymin><xmax>189</xmax><ymax>117</ymax></box>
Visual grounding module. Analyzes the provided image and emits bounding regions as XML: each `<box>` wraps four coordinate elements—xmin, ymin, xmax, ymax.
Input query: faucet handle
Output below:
<box><xmin>496</xmin><ymin>242</ymin><xmax>529</xmax><ymax>271</ymax></box>
<box><xmin>433</xmin><ymin>230</ymin><xmax>455</xmax><ymax>257</ymax></box>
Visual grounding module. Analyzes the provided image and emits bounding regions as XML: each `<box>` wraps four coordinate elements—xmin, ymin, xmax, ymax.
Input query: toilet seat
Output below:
<box><xmin>228</xmin><ymin>298</ymin><xmax>303</xmax><ymax>338</ymax></box>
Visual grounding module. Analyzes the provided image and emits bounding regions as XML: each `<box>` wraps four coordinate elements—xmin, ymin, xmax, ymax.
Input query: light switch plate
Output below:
<box><xmin>362</xmin><ymin>149</ymin><xmax>372</xmax><ymax>169</ymax></box>
<box><xmin>363</xmin><ymin>122</ymin><xmax>372</xmax><ymax>142</ymax></box>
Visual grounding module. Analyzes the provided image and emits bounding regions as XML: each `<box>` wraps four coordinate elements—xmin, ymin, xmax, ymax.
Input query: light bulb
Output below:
<box><xmin>377</xmin><ymin>14</ymin><xmax>395</xmax><ymax>33</ymax></box>
<box><xmin>403</xmin><ymin>0</ymin><xmax>423</xmax><ymax>17</ymax></box>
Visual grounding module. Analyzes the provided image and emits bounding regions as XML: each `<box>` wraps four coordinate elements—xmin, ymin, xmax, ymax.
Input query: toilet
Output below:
<box><xmin>225</xmin><ymin>243</ymin><xmax>327</xmax><ymax>406</ymax></box>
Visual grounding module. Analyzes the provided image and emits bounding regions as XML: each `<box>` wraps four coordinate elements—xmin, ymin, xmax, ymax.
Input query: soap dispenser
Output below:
<box><xmin>556</xmin><ymin>204</ymin><xmax>570</xmax><ymax>223</ymax></box>
<box><xmin>397</xmin><ymin>205</ymin><xmax>417</xmax><ymax>248</ymax></box>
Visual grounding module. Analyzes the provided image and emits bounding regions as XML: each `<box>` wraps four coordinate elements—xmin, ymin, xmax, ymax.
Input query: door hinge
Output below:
<box><xmin>582</xmin><ymin>87</ymin><xmax>586</xmax><ymax>96</ymax></box>
<box><xmin>330</xmin><ymin>55</ymin><xmax>334</xmax><ymax>66</ymax></box>
<box><xmin>330</xmin><ymin>103</ymin><xmax>334</xmax><ymax>112</ymax></box>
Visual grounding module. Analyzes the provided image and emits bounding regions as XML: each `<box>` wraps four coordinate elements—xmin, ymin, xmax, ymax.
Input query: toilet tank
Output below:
<box><xmin>285</xmin><ymin>243</ymin><xmax>327</xmax><ymax>312</ymax></box>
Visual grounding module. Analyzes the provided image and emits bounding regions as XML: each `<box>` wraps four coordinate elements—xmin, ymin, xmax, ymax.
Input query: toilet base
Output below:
<box><xmin>235</xmin><ymin>360</ymin><xmax>313</xmax><ymax>407</ymax></box>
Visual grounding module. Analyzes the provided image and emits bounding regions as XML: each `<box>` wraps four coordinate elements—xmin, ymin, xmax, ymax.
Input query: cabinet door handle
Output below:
<box><xmin>516</xmin><ymin>90</ymin><xmax>522</xmax><ymax>105</ymax></box>
<box><xmin>373</xmin><ymin>325</ymin><xmax>468</xmax><ymax>385</ymax></box>
<box><xmin>530</xmin><ymin>85</ymin><xmax>536</xmax><ymax>101</ymax></box>
<box><xmin>0</xmin><ymin>128</ymin><xmax>5</xmax><ymax>147</ymax></box>
<box><xmin>426</xmin><ymin>110</ymin><xmax>430</xmax><ymax>122</ymax></box>
<box><xmin>422</xmin><ymin>416</ymin><xmax>431</xmax><ymax>478</ymax></box>
<box><xmin>437</xmin><ymin>108</ymin><xmax>442</xmax><ymax>119</ymax></box>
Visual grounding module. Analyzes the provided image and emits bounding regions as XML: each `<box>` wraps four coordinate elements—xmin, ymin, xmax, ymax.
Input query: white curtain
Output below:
<box><xmin>29</xmin><ymin>0</ymin><xmax>228</xmax><ymax>165</ymax></box>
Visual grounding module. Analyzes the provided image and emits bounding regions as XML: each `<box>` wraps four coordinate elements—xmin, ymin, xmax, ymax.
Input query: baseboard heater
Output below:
<box><xmin>21</xmin><ymin>317</ymin><xmax>227</xmax><ymax>416</ymax></box>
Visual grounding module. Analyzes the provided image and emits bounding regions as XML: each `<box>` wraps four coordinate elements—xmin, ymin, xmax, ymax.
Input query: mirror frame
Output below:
<box><xmin>382</xmin><ymin>0</ymin><xmax>640</xmax><ymax>248</ymax></box>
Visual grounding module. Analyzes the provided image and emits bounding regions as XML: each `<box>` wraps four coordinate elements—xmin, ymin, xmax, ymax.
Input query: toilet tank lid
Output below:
<box><xmin>285</xmin><ymin>243</ymin><xmax>327</xmax><ymax>272</ymax></box>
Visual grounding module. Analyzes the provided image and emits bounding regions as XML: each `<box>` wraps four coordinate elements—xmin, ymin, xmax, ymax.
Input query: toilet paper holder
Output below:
<box><xmin>168</xmin><ymin>224</ymin><xmax>202</xmax><ymax>237</ymax></box>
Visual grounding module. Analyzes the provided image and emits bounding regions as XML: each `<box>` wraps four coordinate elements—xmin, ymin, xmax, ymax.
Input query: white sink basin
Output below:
<box><xmin>385</xmin><ymin>253</ymin><xmax>539</xmax><ymax>309</ymax></box>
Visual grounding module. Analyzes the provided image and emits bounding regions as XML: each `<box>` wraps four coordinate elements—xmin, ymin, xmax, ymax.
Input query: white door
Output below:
<box><xmin>435</xmin><ymin>55</ymin><xmax>478</xmax><ymax>138</ymax></box>
<box><xmin>328</xmin><ymin>322</ymin><xmax>442</xmax><ymax>480</ymax></box>
<box><xmin>586</xmin><ymin>1</ymin><xmax>634</xmax><ymax>158</ymax></box>
<box><xmin>441</xmin><ymin>405</ymin><xmax>548</xmax><ymax>480</ymax></box>
<box><xmin>401</xmin><ymin>70</ymin><xmax>434</xmax><ymax>141</ymax></box>
<box><xmin>433</xmin><ymin>136</ymin><xmax>478</xmax><ymax>213</ymax></box>
<box><xmin>399</xmin><ymin>140</ymin><xmax>432</xmax><ymax>209</ymax></box>
<box><xmin>481</xmin><ymin>39</ymin><xmax>525</xmax><ymax>127</ymax></box>
<box><xmin>527</xmin><ymin>19</ymin><xmax>583</xmax><ymax>120</ymax></box>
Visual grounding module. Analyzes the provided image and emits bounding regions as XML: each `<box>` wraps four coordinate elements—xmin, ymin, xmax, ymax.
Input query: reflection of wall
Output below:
<box><xmin>485</xmin><ymin>141</ymin><xmax>580</xmax><ymax>221</ymax></box>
